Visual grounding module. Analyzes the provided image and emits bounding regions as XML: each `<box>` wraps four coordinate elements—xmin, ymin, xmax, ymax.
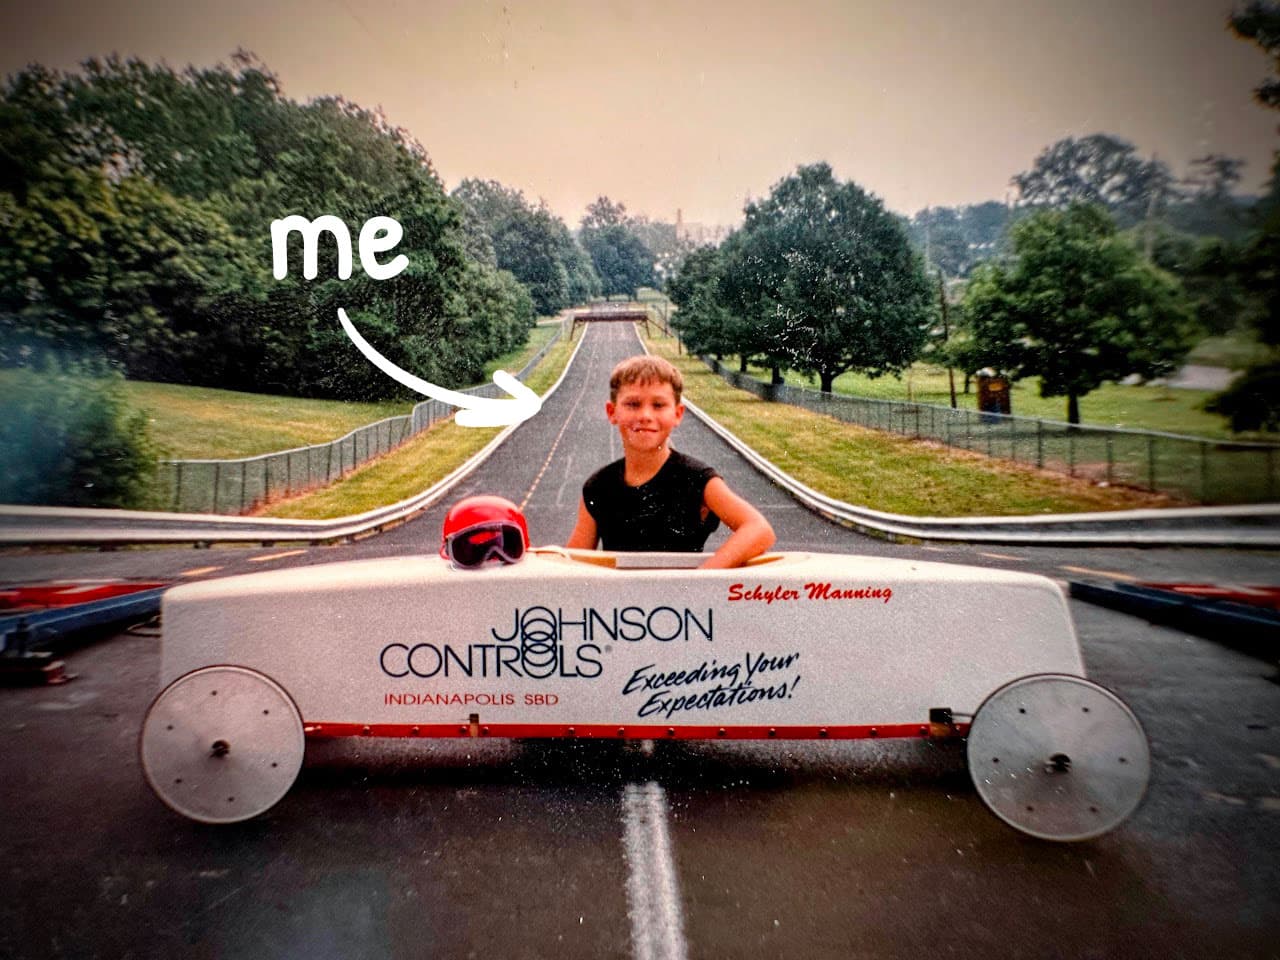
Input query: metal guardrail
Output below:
<box><xmin>158</xmin><ymin>318</ymin><xmax>570</xmax><ymax>515</ymax></box>
<box><xmin>701</xmin><ymin>359</ymin><xmax>1280</xmax><ymax>506</ymax></box>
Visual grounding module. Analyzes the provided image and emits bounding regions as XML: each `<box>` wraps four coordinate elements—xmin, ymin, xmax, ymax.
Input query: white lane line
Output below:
<box><xmin>622</xmin><ymin>781</ymin><xmax>688</xmax><ymax>960</ymax></box>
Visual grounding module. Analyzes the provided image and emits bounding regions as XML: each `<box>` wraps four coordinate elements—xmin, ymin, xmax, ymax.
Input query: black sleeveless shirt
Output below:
<box><xmin>582</xmin><ymin>450</ymin><xmax>721</xmax><ymax>551</ymax></box>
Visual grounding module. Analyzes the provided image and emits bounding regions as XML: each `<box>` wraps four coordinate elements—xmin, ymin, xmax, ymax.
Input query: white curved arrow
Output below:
<box><xmin>337</xmin><ymin>308</ymin><xmax>542</xmax><ymax>427</ymax></box>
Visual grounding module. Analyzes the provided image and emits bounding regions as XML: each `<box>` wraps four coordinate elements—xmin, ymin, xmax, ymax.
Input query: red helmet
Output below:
<box><xmin>440</xmin><ymin>495</ymin><xmax>530</xmax><ymax>568</ymax></box>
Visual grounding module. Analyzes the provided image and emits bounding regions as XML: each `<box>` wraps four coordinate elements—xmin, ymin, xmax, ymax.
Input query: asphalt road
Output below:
<box><xmin>1</xmin><ymin>322</ymin><xmax>1278</xmax><ymax>959</ymax></box>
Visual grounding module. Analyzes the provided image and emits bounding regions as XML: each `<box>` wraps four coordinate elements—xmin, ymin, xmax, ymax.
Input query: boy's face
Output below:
<box><xmin>606</xmin><ymin>379</ymin><xmax>684</xmax><ymax>454</ymax></box>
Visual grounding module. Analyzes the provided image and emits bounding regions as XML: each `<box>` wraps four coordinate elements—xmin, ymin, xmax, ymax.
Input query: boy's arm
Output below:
<box><xmin>565</xmin><ymin>497</ymin><xmax>599</xmax><ymax>549</ymax></box>
<box><xmin>700</xmin><ymin>477</ymin><xmax>776</xmax><ymax>569</ymax></box>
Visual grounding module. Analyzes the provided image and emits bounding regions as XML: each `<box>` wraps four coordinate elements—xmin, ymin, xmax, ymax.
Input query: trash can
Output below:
<box><xmin>976</xmin><ymin>369</ymin><xmax>1011</xmax><ymax>423</ymax></box>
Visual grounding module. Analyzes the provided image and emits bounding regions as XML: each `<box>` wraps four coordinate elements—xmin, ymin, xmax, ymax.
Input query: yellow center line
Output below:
<box><xmin>179</xmin><ymin>566</ymin><xmax>223</xmax><ymax>577</ymax></box>
<box><xmin>248</xmin><ymin>549</ymin><xmax>308</xmax><ymax>564</ymax></box>
<box><xmin>520</xmin><ymin>365</ymin><xmax>594</xmax><ymax>512</ymax></box>
<box><xmin>980</xmin><ymin>552</ymin><xmax>1023</xmax><ymax>561</ymax></box>
<box><xmin>1060</xmin><ymin>564</ymin><xmax>1140</xmax><ymax>582</ymax></box>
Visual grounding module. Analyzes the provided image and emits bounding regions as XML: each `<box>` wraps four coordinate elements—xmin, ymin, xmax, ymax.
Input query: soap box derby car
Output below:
<box><xmin>141</xmin><ymin>501</ymin><xmax>1150</xmax><ymax>841</ymax></box>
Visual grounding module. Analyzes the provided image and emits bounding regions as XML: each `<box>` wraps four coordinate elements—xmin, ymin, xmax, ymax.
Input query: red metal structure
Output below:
<box><xmin>1137</xmin><ymin>583</ymin><xmax>1280</xmax><ymax>610</ymax></box>
<box><xmin>0</xmin><ymin>581</ymin><xmax>167</xmax><ymax>613</ymax></box>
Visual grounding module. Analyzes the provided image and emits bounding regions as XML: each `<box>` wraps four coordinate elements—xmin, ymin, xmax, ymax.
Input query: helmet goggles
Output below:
<box><xmin>444</xmin><ymin>520</ymin><xmax>526</xmax><ymax>569</ymax></box>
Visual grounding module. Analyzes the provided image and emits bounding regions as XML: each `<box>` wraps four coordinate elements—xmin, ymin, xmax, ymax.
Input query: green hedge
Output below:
<box><xmin>0</xmin><ymin>364</ymin><xmax>159</xmax><ymax>508</ymax></box>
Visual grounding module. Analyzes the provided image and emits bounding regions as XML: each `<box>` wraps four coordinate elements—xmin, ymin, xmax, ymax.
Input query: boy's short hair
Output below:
<box><xmin>609</xmin><ymin>355</ymin><xmax>684</xmax><ymax>404</ymax></box>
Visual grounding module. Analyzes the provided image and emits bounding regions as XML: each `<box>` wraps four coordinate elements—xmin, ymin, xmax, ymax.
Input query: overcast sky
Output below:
<box><xmin>1</xmin><ymin>0</ymin><xmax>1275</xmax><ymax>226</ymax></box>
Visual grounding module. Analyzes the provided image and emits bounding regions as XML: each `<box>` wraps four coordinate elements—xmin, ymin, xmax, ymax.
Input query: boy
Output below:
<box><xmin>566</xmin><ymin>355</ymin><xmax>775</xmax><ymax>568</ymax></box>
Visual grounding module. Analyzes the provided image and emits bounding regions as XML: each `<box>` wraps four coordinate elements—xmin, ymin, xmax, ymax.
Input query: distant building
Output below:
<box><xmin>674</xmin><ymin>208</ymin><xmax>732</xmax><ymax>248</ymax></box>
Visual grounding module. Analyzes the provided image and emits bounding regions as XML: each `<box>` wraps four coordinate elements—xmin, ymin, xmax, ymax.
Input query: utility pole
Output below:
<box><xmin>940</xmin><ymin>271</ymin><xmax>957</xmax><ymax>409</ymax></box>
<box><xmin>1144</xmin><ymin>152</ymin><xmax>1161</xmax><ymax>262</ymax></box>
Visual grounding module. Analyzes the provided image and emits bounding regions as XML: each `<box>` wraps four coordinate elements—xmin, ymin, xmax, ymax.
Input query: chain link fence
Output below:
<box><xmin>159</xmin><ymin>322</ymin><xmax>568</xmax><ymax>514</ymax></box>
<box><xmin>705</xmin><ymin>360</ymin><xmax>1280</xmax><ymax>505</ymax></box>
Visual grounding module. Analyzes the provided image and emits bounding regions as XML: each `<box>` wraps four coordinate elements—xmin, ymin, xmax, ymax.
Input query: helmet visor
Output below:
<box><xmin>445</xmin><ymin>521</ymin><xmax>526</xmax><ymax>568</ymax></box>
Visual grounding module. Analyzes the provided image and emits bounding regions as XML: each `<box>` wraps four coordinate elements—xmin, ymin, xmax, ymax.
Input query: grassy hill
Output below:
<box><xmin>644</xmin><ymin>334</ymin><xmax>1180</xmax><ymax>516</ymax></box>
<box><xmin>124</xmin><ymin>323</ymin><xmax>563</xmax><ymax>460</ymax></box>
<box><xmin>124</xmin><ymin>384</ymin><xmax>411</xmax><ymax>460</ymax></box>
<box><xmin>254</xmin><ymin>335</ymin><xmax>576</xmax><ymax>519</ymax></box>
<box><xmin>733</xmin><ymin>360</ymin><xmax>1244</xmax><ymax>440</ymax></box>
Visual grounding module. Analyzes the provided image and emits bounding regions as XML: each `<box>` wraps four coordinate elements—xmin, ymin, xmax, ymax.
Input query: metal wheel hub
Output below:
<box><xmin>967</xmin><ymin>673</ymin><xmax>1150</xmax><ymax>842</ymax></box>
<box><xmin>140</xmin><ymin>665</ymin><xmax>305</xmax><ymax>824</ymax></box>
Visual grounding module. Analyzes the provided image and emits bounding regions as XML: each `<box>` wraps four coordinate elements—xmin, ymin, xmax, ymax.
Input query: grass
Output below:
<box><xmin>648</xmin><ymin>334</ymin><xmax>1180</xmax><ymax>516</ymax></box>
<box><xmin>253</xmin><ymin>420</ymin><xmax>504</xmax><ymax>519</ymax></box>
<box><xmin>112</xmin><ymin>324</ymin><xmax>566</xmax><ymax>461</ymax></box>
<box><xmin>121</xmin><ymin>382</ymin><xmax>412</xmax><ymax>460</ymax></box>
<box><xmin>734</xmin><ymin>359</ymin><xmax>1249</xmax><ymax>440</ymax></box>
<box><xmin>518</xmin><ymin>339</ymin><xmax>577</xmax><ymax>396</ymax></box>
<box><xmin>255</xmin><ymin>336</ymin><xmax>577</xmax><ymax>519</ymax></box>
<box><xmin>483</xmin><ymin>322</ymin><xmax>560</xmax><ymax>378</ymax></box>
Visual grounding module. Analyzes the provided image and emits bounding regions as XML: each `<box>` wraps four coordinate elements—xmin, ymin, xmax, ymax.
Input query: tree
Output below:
<box><xmin>0</xmin><ymin>65</ymin><xmax>76</xmax><ymax>200</ymax></box>
<box><xmin>907</xmin><ymin>202</ymin><xmax>1022</xmax><ymax>277</ymax></box>
<box><xmin>1184</xmin><ymin>154</ymin><xmax>1246</xmax><ymax>202</ymax></box>
<box><xmin>708</xmin><ymin>228</ymin><xmax>785</xmax><ymax>374</ymax></box>
<box><xmin>666</xmin><ymin>245</ymin><xmax>736</xmax><ymax>359</ymax></box>
<box><xmin>959</xmin><ymin>201</ymin><xmax>1017</xmax><ymax>258</ymax></box>
<box><xmin>1159</xmin><ymin>153</ymin><xmax>1253</xmax><ymax>240</ymax></box>
<box><xmin>0</xmin><ymin>362</ymin><xmax>158</xmax><ymax>508</ymax></box>
<box><xmin>577</xmin><ymin>196</ymin><xmax>659</xmax><ymax>298</ymax></box>
<box><xmin>911</xmin><ymin>207</ymin><xmax>971</xmax><ymax>277</ymax></box>
<box><xmin>1232</xmin><ymin>1</ymin><xmax>1280</xmax><ymax>111</ymax></box>
<box><xmin>0</xmin><ymin>54</ymin><xmax>535</xmax><ymax>402</ymax></box>
<box><xmin>0</xmin><ymin>165</ymin><xmax>266</xmax><ymax>377</ymax></box>
<box><xmin>664</xmin><ymin>229</ymin><xmax>772</xmax><ymax>371</ymax></box>
<box><xmin>1141</xmin><ymin>225</ymin><xmax>1259</xmax><ymax>336</ymax></box>
<box><xmin>558</xmin><ymin>229</ymin><xmax>602</xmax><ymax>303</ymax></box>
<box><xmin>718</xmin><ymin>164</ymin><xmax>934</xmax><ymax>392</ymax></box>
<box><xmin>1012</xmin><ymin>134</ymin><xmax>1178</xmax><ymax>226</ymax></box>
<box><xmin>578</xmin><ymin>197</ymin><xmax>656</xmax><ymax>298</ymax></box>
<box><xmin>580</xmin><ymin>195</ymin><xmax>629</xmax><ymax>230</ymax></box>
<box><xmin>962</xmin><ymin>203</ymin><xmax>1196</xmax><ymax>423</ymax></box>
<box><xmin>1206</xmin><ymin>1</ymin><xmax>1280</xmax><ymax>431</ymax></box>
<box><xmin>452</xmin><ymin>178</ymin><xmax>597</xmax><ymax>314</ymax></box>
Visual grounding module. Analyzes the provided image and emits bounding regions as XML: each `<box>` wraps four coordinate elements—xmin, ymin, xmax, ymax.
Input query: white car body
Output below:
<box><xmin>160</xmin><ymin>549</ymin><xmax>1084</xmax><ymax>740</ymax></box>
